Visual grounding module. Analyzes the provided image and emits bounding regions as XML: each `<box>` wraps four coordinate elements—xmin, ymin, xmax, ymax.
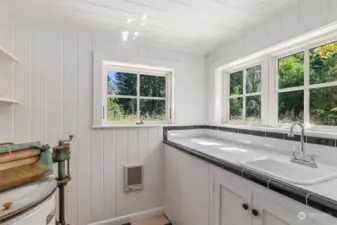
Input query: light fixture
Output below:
<box><xmin>134</xmin><ymin>32</ymin><xmax>139</xmax><ymax>36</ymax></box>
<box><xmin>127</xmin><ymin>18</ymin><xmax>132</xmax><ymax>24</ymax></box>
<box><xmin>122</xmin><ymin>31</ymin><xmax>129</xmax><ymax>35</ymax></box>
<box><xmin>142</xmin><ymin>14</ymin><xmax>147</xmax><ymax>20</ymax></box>
<box><xmin>122</xmin><ymin>35</ymin><xmax>128</xmax><ymax>41</ymax></box>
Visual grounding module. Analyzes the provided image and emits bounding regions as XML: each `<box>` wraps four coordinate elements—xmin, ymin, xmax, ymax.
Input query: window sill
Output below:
<box><xmin>217</xmin><ymin>123</ymin><xmax>337</xmax><ymax>139</ymax></box>
<box><xmin>92</xmin><ymin>124</ymin><xmax>174</xmax><ymax>129</ymax></box>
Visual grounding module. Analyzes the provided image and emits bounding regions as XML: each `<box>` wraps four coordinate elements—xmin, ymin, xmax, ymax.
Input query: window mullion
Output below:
<box><xmin>243</xmin><ymin>69</ymin><xmax>246</xmax><ymax>121</ymax></box>
<box><xmin>137</xmin><ymin>73</ymin><xmax>140</xmax><ymax>120</ymax></box>
<box><xmin>304</xmin><ymin>48</ymin><xmax>310</xmax><ymax>126</ymax></box>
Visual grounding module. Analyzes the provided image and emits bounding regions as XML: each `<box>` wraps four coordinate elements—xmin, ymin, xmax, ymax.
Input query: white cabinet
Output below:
<box><xmin>252</xmin><ymin>192</ymin><xmax>316</xmax><ymax>225</ymax></box>
<box><xmin>164</xmin><ymin>145</ymin><xmax>211</xmax><ymax>225</ymax></box>
<box><xmin>212</xmin><ymin>165</ymin><xmax>327</xmax><ymax>225</ymax></box>
<box><xmin>164</xmin><ymin>146</ymin><xmax>337</xmax><ymax>225</ymax></box>
<box><xmin>213</xmin><ymin>166</ymin><xmax>251</xmax><ymax>225</ymax></box>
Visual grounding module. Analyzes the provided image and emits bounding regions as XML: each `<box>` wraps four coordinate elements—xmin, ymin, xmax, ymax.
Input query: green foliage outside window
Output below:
<box><xmin>229</xmin><ymin>66</ymin><xmax>261</xmax><ymax>122</ymax></box>
<box><xmin>107</xmin><ymin>72</ymin><xmax>166</xmax><ymax>122</ymax></box>
<box><xmin>278</xmin><ymin>41</ymin><xmax>337</xmax><ymax>125</ymax></box>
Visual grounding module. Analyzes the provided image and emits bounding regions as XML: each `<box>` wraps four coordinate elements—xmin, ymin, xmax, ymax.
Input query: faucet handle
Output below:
<box><xmin>310</xmin><ymin>153</ymin><xmax>319</xmax><ymax>162</ymax></box>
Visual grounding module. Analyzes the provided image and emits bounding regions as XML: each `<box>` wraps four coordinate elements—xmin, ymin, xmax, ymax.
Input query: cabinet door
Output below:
<box><xmin>251</xmin><ymin>192</ymin><xmax>318</xmax><ymax>225</ymax></box>
<box><xmin>212</xmin><ymin>166</ymin><xmax>251</xmax><ymax>225</ymax></box>
<box><xmin>164</xmin><ymin>146</ymin><xmax>211</xmax><ymax>225</ymax></box>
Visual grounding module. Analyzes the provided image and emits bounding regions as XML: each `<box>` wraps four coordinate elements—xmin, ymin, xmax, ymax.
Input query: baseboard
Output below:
<box><xmin>89</xmin><ymin>207</ymin><xmax>164</xmax><ymax>225</ymax></box>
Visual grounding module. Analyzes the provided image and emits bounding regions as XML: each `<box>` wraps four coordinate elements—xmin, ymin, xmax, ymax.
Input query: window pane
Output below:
<box><xmin>140</xmin><ymin>75</ymin><xmax>166</xmax><ymax>97</ymax></box>
<box><xmin>310</xmin><ymin>86</ymin><xmax>337</xmax><ymax>125</ymax></box>
<box><xmin>140</xmin><ymin>99</ymin><xmax>166</xmax><ymax>120</ymax></box>
<box><xmin>278</xmin><ymin>52</ymin><xmax>304</xmax><ymax>89</ymax></box>
<box><xmin>278</xmin><ymin>91</ymin><xmax>304</xmax><ymax>123</ymax></box>
<box><xmin>107</xmin><ymin>97</ymin><xmax>137</xmax><ymax>121</ymax></box>
<box><xmin>310</xmin><ymin>41</ymin><xmax>337</xmax><ymax>84</ymax></box>
<box><xmin>107</xmin><ymin>71</ymin><xmax>137</xmax><ymax>96</ymax></box>
<box><xmin>230</xmin><ymin>71</ymin><xmax>243</xmax><ymax>95</ymax></box>
<box><xmin>230</xmin><ymin>98</ymin><xmax>243</xmax><ymax>121</ymax></box>
<box><xmin>246</xmin><ymin>96</ymin><xmax>261</xmax><ymax>122</ymax></box>
<box><xmin>246</xmin><ymin>65</ymin><xmax>261</xmax><ymax>93</ymax></box>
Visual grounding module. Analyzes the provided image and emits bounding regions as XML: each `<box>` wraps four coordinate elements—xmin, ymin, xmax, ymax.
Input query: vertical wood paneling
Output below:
<box><xmin>147</xmin><ymin>128</ymin><xmax>164</xmax><ymax>208</ymax></box>
<box><xmin>46</xmin><ymin>28</ymin><xmax>63</xmax><ymax>145</ymax></box>
<box><xmin>13</xmin><ymin>23</ymin><xmax>31</xmax><ymax>142</ymax></box>
<box><xmin>127</xmin><ymin>128</ymin><xmax>139</xmax><ymax>164</ymax></box>
<box><xmin>31</xmin><ymin>26</ymin><xmax>47</xmax><ymax>142</ymax></box>
<box><xmin>103</xmin><ymin>129</ymin><xmax>116</xmax><ymax>220</ymax></box>
<box><xmin>90</xmin><ymin>129</ymin><xmax>104</xmax><ymax>223</ymax></box>
<box><xmin>115</xmin><ymin>128</ymin><xmax>128</xmax><ymax>217</ymax></box>
<box><xmin>77</xmin><ymin>32</ymin><xmax>92</xmax><ymax>225</ymax></box>
<box><xmin>0</xmin><ymin>16</ymin><xmax>205</xmax><ymax>225</ymax></box>
<box><xmin>63</xmin><ymin>30</ymin><xmax>78</xmax><ymax>225</ymax></box>
<box><xmin>0</xmin><ymin>19</ymin><xmax>14</xmax><ymax>141</ymax></box>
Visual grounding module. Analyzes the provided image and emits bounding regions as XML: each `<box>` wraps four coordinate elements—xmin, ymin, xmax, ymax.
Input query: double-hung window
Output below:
<box><xmin>228</xmin><ymin>65</ymin><xmax>262</xmax><ymax>123</ymax></box>
<box><xmin>103</xmin><ymin>64</ymin><xmax>172</xmax><ymax>124</ymax></box>
<box><xmin>277</xmin><ymin>41</ymin><xmax>337</xmax><ymax>126</ymax></box>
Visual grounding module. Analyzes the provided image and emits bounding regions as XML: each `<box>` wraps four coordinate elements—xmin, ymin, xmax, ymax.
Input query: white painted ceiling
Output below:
<box><xmin>0</xmin><ymin>0</ymin><xmax>297</xmax><ymax>54</ymax></box>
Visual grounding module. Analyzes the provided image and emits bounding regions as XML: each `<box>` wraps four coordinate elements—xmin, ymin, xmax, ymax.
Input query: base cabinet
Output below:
<box><xmin>212</xmin><ymin>165</ymin><xmax>329</xmax><ymax>225</ymax></box>
<box><xmin>164</xmin><ymin>145</ymin><xmax>211</xmax><ymax>225</ymax></box>
<box><xmin>164</xmin><ymin>146</ymin><xmax>337</xmax><ymax>225</ymax></box>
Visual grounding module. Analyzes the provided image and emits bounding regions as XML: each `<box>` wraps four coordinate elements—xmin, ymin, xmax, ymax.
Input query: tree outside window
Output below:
<box><xmin>106</xmin><ymin>71</ymin><xmax>168</xmax><ymax>122</ymax></box>
<box><xmin>229</xmin><ymin>65</ymin><xmax>261</xmax><ymax>122</ymax></box>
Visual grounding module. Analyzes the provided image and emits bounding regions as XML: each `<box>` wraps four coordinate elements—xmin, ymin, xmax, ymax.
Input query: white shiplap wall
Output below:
<box><xmin>0</xmin><ymin>17</ymin><xmax>205</xmax><ymax>225</ymax></box>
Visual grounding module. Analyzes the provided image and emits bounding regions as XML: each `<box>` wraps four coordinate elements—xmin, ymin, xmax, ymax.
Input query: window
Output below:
<box><xmin>278</xmin><ymin>52</ymin><xmax>304</xmax><ymax>124</ymax></box>
<box><xmin>104</xmin><ymin>65</ymin><xmax>171</xmax><ymax>124</ymax></box>
<box><xmin>228</xmin><ymin>65</ymin><xmax>261</xmax><ymax>123</ymax></box>
<box><xmin>277</xmin><ymin>41</ymin><xmax>337</xmax><ymax>126</ymax></box>
<box><xmin>220</xmin><ymin>29</ymin><xmax>337</xmax><ymax>130</ymax></box>
<box><xmin>309</xmin><ymin>41</ymin><xmax>337</xmax><ymax>126</ymax></box>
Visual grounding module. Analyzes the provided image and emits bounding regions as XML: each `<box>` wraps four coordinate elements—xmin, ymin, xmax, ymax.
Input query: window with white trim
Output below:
<box><xmin>277</xmin><ymin>41</ymin><xmax>337</xmax><ymax>126</ymax></box>
<box><xmin>103</xmin><ymin>64</ymin><xmax>172</xmax><ymax>124</ymax></box>
<box><xmin>228</xmin><ymin>65</ymin><xmax>261</xmax><ymax>123</ymax></box>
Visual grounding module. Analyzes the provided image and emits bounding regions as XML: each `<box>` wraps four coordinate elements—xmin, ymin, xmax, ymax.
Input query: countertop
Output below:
<box><xmin>167</xmin><ymin>135</ymin><xmax>337</xmax><ymax>206</ymax></box>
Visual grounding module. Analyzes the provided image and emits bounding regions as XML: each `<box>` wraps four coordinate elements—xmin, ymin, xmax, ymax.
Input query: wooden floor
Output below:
<box><xmin>131</xmin><ymin>215</ymin><xmax>170</xmax><ymax>225</ymax></box>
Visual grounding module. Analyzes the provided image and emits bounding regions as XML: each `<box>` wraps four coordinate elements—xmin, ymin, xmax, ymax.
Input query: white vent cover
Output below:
<box><xmin>124</xmin><ymin>164</ymin><xmax>144</xmax><ymax>192</ymax></box>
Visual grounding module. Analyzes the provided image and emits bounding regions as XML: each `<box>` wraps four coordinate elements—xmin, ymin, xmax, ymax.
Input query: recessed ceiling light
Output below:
<box><xmin>134</xmin><ymin>32</ymin><xmax>139</xmax><ymax>36</ymax></box>
<box><xmin>127</xmin><ymin>18</ymin><xmax>132</xmax><ymax>24</ymax></box>
<box><xmin>142</xmin><ymin>14</ymin><xmax>147</xmax><ymax>20</ymax></box>
<box><xmin>122</xmin><ymin>35</ymin><xmax>128</xmax><ymax>41</ymax></box>
<box><xmin>122</xmin><ymin>31</ymin><xmax>129</xmax><ymax>35</ymax></box>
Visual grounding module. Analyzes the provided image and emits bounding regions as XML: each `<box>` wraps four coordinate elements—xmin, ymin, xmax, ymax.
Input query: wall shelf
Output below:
<box><xmin>0</xmin><ymin>46</ymin><xmax>20</xmax><ymax>62</ymax></box>
<box><xmin>0</xmin><ymin>97</ymin><xmax>19</xmax><ymax>104</ymax></box>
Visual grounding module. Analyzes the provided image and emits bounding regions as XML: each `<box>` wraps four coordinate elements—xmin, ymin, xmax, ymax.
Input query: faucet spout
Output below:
<box><xmin>288</xmin><ymin>123</ymin><xmax>317</xmax><ymax>168</ymax></box>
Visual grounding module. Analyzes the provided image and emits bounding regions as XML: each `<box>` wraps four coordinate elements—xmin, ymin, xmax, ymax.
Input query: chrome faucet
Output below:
<box><xmin>136</xmin><ymin>116</ymin><xmax>144</xmax><ymax>125</ymax></box>
<box><xmin>288</xmin><ymin>123</ymin><xmax>318</xmax><ymax>168</ymax></box>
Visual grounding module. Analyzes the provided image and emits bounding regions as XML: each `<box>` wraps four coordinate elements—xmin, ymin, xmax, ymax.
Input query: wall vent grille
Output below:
<box><xmin>124</xmin><ymin>164</ymin><xmax>143</xmax><ymax>192</ymax></box>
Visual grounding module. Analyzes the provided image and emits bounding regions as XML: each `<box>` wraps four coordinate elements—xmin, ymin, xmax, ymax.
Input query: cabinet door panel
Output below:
<box><xmin>220</xmin><ymin>186</ymin><xmax>250</xmax><ymax>225</ymax></box>
<box><xmin>213</xmin><ymin>166</ymin><xmax>251</xmax><ymax>225</ymax></box>
<box><xmin>252</xmin><ymin>192</ymin><xmax>318</xmax><ymax>225</ymax></box>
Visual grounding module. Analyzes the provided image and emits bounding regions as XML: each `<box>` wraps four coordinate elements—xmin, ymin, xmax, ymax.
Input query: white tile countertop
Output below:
<box><xmin>167</xmin><ymin>134</ymin><xmax>337</xmax><ymax>203</ymax></box>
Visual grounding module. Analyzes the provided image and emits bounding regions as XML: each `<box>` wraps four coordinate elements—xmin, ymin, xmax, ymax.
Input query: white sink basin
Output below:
<box><xmin>240</xmin><ymin>158</ymin><xmax>337</xmax><ymax>186</ymax></box>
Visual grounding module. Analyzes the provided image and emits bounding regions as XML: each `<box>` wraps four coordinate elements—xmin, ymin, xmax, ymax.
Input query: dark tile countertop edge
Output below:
<box><xmin>163</xmin><ymin>125</ymin><xmax>337</xmax><ymax>147</ymax></box>
<box><xmin>163</xmin><ymin>139</ymin><xmax>337</xmax><ymax>219</ymax></box>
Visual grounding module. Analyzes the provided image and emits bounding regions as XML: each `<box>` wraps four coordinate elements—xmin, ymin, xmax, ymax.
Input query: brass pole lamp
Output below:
<box><xmin>52</xmin><ymin>135</ymin><xmax>74</xmax><ymax>225</ymax></box>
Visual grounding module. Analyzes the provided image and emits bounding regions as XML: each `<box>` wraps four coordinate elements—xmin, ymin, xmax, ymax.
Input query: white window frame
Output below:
<box><xmin>219</xmin><ymin>28</ymin><xmax>337</xmax><ymax>132</ymax></box>
<box><xmin>271</xmin><ymin>34</ymin><xmax>337</xmax><ymax>130</ymax></box>
<box><xmin>224</xmin><ymin>61</ymin><xmax>262</xmax><ymax>124</ymax></box>
<box><xmin>102</xmin><ymin>63</ymin><xmax>173</xmax><ymax>125</ymax></box>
